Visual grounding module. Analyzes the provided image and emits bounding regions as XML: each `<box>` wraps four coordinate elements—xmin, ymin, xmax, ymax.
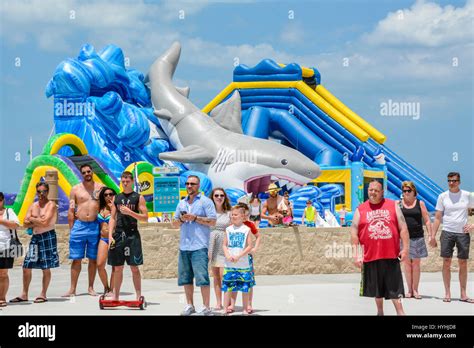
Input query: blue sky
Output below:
<box><xmin>0</xmin><ymin>0</ymin><xmax>473</xmax><ymax>193</ymax></box>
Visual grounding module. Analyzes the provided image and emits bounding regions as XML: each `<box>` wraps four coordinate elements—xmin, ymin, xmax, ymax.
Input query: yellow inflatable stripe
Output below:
<box><xmin>296</xmin><ymin>82</ymin><xmax>369</xmax><ymax>141</ymax></box>
<box><xmin>202</xmin><ymin>81</ymin><xmax>371</xmax><ymax>142</ymax></box>
<box><xmin>363</xmin><ymin>170</ymin><xmax>386</xmax><ymax>179</ymax></box>
<box><xmin>49</xmin><ymin>134</ymin><xmax>88</xmax><ymax>155</ymax></box>
<box><xmin>315</xmin><ymin>85</ymin><xmax>386</xmax><ymax>144</ymax></box>
<box><xmin>202</xmin><ymin>81</ymin><xmax>299</xmax><ymax>113</ymax></box>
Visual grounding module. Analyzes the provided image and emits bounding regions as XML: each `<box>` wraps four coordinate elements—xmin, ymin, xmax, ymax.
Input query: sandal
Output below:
<box><xmin>34</xmin><ymin>297</ymin><xmax>48</xmax><ymax>303</ymax></box>
<box><xmin>443</xmin><ymin>298</ymin><xmax>451</xmax><ymax>303</ymax></box>
<box><xmin>0</xmin><ymin>301</ymin><xmax>7</xmax><ymax>307</ymax></box>
<box><xmin>459</xmin><ymin>298</ymin><xmax>474</xmax><ymax>304</ymax></box>
<box><xmin>9</xmin><ymin>296</ymin><xmax>28</xmax><ymax>303</ymax></box>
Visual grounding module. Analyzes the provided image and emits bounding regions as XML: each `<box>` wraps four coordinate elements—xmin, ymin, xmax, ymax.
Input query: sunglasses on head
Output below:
<box><xmin>447</xmin><ymin>179</ymin><xmax>459</xmax><ymax>183</ymax></box>
<box><xmin>81</xmin><ymin>170</ymin><xmax>92</xmax><ymax>175</ymax></box>
<box><xmin>185</xmin><ymin>182</ymin><xmax>198</xmax><ymax>186</ymax></box>
<box><xmin>403</xmin><ymin>189</ymin><xmax>412</xmax><ymax>193</ymax></box>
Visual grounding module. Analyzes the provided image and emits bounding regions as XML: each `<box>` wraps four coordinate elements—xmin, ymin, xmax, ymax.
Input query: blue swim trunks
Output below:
<box><xmin>69</xmin><ymin>220</ymin><xmax>100</xmax><ymax>260</ymax></box>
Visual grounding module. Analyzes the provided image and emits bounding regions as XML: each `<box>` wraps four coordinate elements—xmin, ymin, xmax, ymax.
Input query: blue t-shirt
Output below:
<box><xmin>175</xmin><ymin>193</ymin><xmax>217</xmax><ymax>251</ymax></box>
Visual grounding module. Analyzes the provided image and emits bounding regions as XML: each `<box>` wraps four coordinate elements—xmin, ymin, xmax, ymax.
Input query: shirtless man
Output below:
<box><xmin>261</xmin><ymin>183</ymin><xmax>283</xmax><ymax>226</ymax></box>
<box><xmin>11</xmin><ymin>182</ymin><xmax>59</xmax><ymax>303</ymax></box>
<box><xmin>63</xmin><ymin>164</ymin><xmax>103</xmax><ymax>297</ymax></box>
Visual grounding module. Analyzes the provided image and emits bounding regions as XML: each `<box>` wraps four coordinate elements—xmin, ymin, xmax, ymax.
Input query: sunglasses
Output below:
<box><xmin>185</xmin><ymin>182</ymin><xmax>198</xmax><ymax>186</ymax></box>
<box><xmin>403</xmin><ymin>189</ymin><xmax>412</xmax><ymax>193</ymax></box>
<box><xmin>447</xmin><ymin>180</ymin><xmax>459</xmax><ymax>183</ymax></box>
<box><xmin>214</xmin><ymin>194</ymin><xmax>225</xmax><ymax>198</ymax></box>
<box><xmin>104</xmin><ymin>193</ymin><xmax>115</xmax><ymax>197</ymax></box>
<box><xmin>81</xmin><ymin>170</ymin><xmax>92</xmax><ymax>175</ymax></box>
<box><xmin>37</xmin><ymin>190</ymin><xmax>48</xmax><ymax>194</ymax></box>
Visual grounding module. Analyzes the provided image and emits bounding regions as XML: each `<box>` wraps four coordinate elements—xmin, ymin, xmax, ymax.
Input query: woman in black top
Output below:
<box><xmin>398</xmin><ymin>181</ymin><xmax>433</xmax><ymax>299</ymax></box>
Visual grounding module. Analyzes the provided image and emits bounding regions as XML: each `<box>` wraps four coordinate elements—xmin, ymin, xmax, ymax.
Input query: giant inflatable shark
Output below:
<box><xmin>146</xmin><ymin>42</ymin><xmax>321</xmax><ymax>193</ymax></box>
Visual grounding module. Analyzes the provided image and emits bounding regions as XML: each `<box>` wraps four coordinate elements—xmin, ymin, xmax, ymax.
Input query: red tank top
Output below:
<box><xmin>357</xmin><ymin>198</ymin><xmax>400</xmax><ymax>262</ymax></box>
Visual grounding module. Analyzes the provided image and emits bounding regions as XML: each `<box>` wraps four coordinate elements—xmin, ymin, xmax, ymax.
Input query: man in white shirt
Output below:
<box><xmin>431</xmin><ymin>172</ymin><xmax>474</xmax><ymax>303</ymax></box>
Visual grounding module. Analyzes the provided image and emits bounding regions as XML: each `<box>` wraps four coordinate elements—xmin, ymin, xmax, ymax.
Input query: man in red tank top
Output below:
<box><xmin>350</xmin><ymin>180</ymin><xmax>409</xmax><ymax>315</ymax></box>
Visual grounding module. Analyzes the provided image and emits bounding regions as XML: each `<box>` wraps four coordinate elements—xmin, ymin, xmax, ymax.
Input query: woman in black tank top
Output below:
<box><xmin>399</xmin><ymin>181</ymin><xmax>433</xmax><ymax>299</ymax></box>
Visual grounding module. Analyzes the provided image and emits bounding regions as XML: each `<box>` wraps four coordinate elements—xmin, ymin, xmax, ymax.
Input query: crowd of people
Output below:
<box><xmin>0</xmin><ymin>167</ymin><xmax>472</xmax><ymax>315</ymax></box>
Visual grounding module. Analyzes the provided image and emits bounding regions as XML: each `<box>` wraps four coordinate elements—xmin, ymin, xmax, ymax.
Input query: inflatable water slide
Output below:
<box><xmin>203</xmin><ymin>60</ymin><xmax>443</xmax><ymax>211</ymax></box>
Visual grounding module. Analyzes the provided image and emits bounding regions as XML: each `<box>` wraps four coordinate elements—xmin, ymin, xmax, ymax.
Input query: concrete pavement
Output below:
<box><xmin>1</xmin><ymin>266</ymin><xmax>473</xmax><ymax>316</ymax></box>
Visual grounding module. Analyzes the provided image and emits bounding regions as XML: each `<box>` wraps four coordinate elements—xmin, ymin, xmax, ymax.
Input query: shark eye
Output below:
<box><xmin>281</xmin><ymin>159</ymin><xmax>288</xmax><ymax>165</ymax></box>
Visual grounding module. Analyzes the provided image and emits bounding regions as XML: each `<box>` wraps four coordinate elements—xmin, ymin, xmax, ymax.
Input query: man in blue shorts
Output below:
<box><xmin>173</xmin><ymin>175</ymin><xmax>216</xmax><ymax>315</ymax></box>
<box><xmin>63</xmin><ymin>164</ymin><xmax>103</xmax><ymax>297</ymax></box>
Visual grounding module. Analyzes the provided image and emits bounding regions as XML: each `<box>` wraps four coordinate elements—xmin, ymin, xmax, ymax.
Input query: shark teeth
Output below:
<box><xmin>278</xmin><ymin>179</ymin><xmax>289</xmax><ymax>187</ymax></box>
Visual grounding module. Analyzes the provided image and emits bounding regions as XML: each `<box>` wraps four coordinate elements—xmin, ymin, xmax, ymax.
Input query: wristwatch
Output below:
<box><xmin>193</xmin><ymin>215</ymin><xmax>198</xmax><ymax>222</ymax></box>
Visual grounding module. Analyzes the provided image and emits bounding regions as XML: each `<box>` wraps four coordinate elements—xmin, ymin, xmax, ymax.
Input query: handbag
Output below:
<box><xmin>6</xmin><ymin>208</ymin><xmax>23</xmax><ymax>258</ymax></box>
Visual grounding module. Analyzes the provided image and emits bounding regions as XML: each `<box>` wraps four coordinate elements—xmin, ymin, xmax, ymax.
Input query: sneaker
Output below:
<box><xmin>181</xmin><ymin>304</ymin><xmax>195</xmax><ymax>316</ymax></box>
<box><xmin>196</xmin><ymin>307</ymin><xmax>213</xmax><ymax>316</ymax></box>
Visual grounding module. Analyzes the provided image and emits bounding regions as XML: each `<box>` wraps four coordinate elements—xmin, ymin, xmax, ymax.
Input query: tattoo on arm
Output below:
<box><xmin>395</xmin><ymin>205</ymin><xmax>407</xmax><ymax>227</ymax></box>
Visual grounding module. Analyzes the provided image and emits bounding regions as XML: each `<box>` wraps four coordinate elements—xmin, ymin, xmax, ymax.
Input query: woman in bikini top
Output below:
<box><xmin>96</xmin><ymin>187</ymin><xmax>116</xmax><ymax>296</ymax></box>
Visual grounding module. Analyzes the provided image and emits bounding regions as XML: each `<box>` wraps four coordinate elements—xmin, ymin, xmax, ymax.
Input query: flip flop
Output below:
<box><xmin>459</xmin><ymin>298</ymin><xmax>474</xmax><ymax>303</ymax></box>
<box><xmin>34</xmin><ymin>297</ymin><xmax>48</xmax><ymax>303</ymax></box>
<box><xmin>0</xmin><ymin>301</ymin><xmax>7</xmax><ymax>307</ymax></box>
<box><xmin>9</xmin><ymin>297</ymin><xmax>28</xmax><ymax>303</ymax></box>
<box><xmin>443</xmin><ymin>298</ymin><xmax>451</xmax><ymax>303</ymax></box>
<box><xmin>413</xmin><ymin>294</ymin><xmax>422</xmax><ymax>300</ymax></box>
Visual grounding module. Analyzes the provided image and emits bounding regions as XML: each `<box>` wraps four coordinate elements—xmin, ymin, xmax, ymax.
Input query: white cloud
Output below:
<box><xmin>280</xmin><ymin>22</ymin><xmax>305</xmax><ymax>45</ymax></box>
<box><xmin>1</xmin><ymin>0</ymin><xmax>472</xmax><ymax>97</ymax></box>
<box><xmin>363</xmin><ymin>0</ymin><xmax>474</xmax><ymax>47</ymax></box>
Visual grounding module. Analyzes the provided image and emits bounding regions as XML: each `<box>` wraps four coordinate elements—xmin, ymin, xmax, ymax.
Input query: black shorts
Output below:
<box><xmin>360</xmin><ymin>259</ymin><xmax>404</xmax><ymax>300</ymax></box>
<box><xmin>440</xmin><ymin>230</ymin><xmax>470</xmax><ymax>259</ymax></box>
<box><xmin>108</xmin><ymin>230</ymin><xmax>143</xmax><ymax>266</ymax></box>
<box><xmin>0</xmin><ymin>257</ymin><xmax>14</xmax><ymax>269</ymax></box>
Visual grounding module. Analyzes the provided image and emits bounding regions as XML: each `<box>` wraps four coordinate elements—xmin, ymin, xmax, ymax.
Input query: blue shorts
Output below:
<box><xmin>178</xmin><ymin>248</ymin><xmax>210</xmax><ymax>287</ymax></box>
<box><xmin>69</xmin><ymin>220</ymin><xmax>100</xmax><ymax>260</ymax></box>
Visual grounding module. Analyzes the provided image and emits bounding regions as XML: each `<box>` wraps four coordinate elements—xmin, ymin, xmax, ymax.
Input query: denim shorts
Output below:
<box><xmin>178</xmin><ymin>248</ymin><xmax>210</xmax><ymax>287</ymax></box>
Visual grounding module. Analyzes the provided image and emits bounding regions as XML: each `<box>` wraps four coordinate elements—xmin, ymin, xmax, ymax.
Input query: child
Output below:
<box><xmin>227</xmin><ymin>202</ymin><xmax>261</xmax><ymax>314</ymax></box>
<box><xmin>338</xmin><ymin>205</ymin><xmax>347</xmax><ymax>226</ymax></box>
<box><xmin>278</xmin><ymin>192</ymin><xmax>294</xmax><ymax>227</ymax></box>
<box><xmin>302</xmin><ymin>200</ymin><xmax>317</xmax><ymax>227</ymax></box>
<box><xmin>222</xmin><ymin>205</ymin><xmax>254</xmax><ymax>315</ymax></box>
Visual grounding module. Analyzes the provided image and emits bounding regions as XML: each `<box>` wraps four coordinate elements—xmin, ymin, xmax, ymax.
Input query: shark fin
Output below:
<box><xmin>159</xmin><ymin>145</ymin><xmax>214</xmax><ymax>164</ymax></box>
<box><xmin>209</xmin><ymin>91</ymin><xmax>243</xmax><ymax>134</ymax></box>
<box><xmin>153</xmin><ymin>108</ymin><xmax>173</xmax><ymax>121</ymax></box>
<box><xmin>176</xmin><ymin>86</ymin><xmax>190</xmax><ymax>98</ymax></box>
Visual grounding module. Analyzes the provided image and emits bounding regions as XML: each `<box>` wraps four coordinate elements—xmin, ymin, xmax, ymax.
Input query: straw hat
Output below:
<box><xmin>265</xmin><ymin>183</ymin><xmax>282</xmax><ymax>193</ymax></box>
